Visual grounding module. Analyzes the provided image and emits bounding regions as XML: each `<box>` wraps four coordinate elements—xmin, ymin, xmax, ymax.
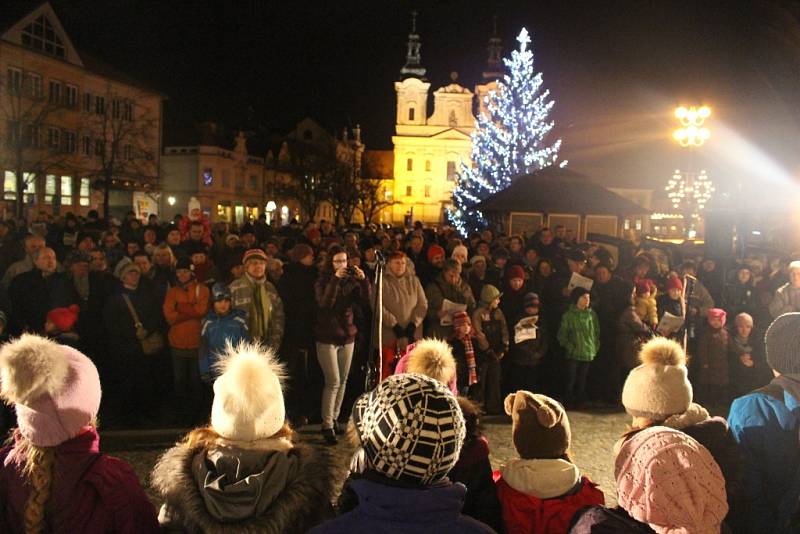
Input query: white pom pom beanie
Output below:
<box><xmin>622</xmin><ymin>337</ymin><xmax>693</xmax><ymax>420</ymax></box>
<box><xmin>210</xmin><ymin>341</ymin><xmax>286</xmax><ymax>442</ymax></box>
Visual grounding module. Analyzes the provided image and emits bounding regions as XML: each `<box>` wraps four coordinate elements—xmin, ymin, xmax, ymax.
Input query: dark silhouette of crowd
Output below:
<box><xmin>0</xmin><ymin>209</ymin><xmax>798</xmax><ymax>533</ymax></box>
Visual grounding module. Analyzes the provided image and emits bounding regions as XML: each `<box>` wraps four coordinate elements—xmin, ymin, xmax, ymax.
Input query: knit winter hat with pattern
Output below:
<box><xmin>0</xmin><ymin>334</ymin><xmax>101</xmax><ymax>447</ymax></box>
<box><xmin>615</xmin><ymin>426</ymin><xmax>728</xmax><ymax>534</ymax></box>
<box><xmin>765</xmin><ymin>312</ymin><xmax>800</xmax><ymax>374</ymax></box>
<box><xmin>622</xmin><ymin>337</ymin><xmax>693</xmax><ymax>420</ymax></box>
<box><xmin>210</xmin><ymin>341</ymin><xmax>286</xmax><ymax>442</ymax></box>
<box><xmin>353</xmin><ymin>373</ymin><xmax>465</xmax><ymax>485</ymax></box>
<box><xmin>505</xmin><ymin>390</ymin><xmax>571</xmax><ymax>459</ymax></box>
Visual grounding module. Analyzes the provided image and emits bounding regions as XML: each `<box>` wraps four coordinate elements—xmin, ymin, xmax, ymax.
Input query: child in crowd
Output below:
<box><xmin>507</xmin><ymin>292</ymin><xmax>549</xmax><ymax>393</ymax></box>
<box><xmin>199</xmin><ymin>283</ymin><xmax>249</xmax><ymax>406</ymax></box>
<box><xmin>696</xmin><ymin>308</ymin><xmax>730</xmax><ymax>407</ymax></box>
<box><xmin>495</xmin><ymin>390</ymin><xmax>604</xmax><ymax>534</ymax></box>
<box><xmin>0</xmin><ymin>335</ymin><xmax>159</xmax><ymax>531</ymax></box>
<box><xmin>728</xmin><ymin>312</ymin><xmax>768</xmax><ymax>396</ymax></box>
<box><xmin>558</xmin><ymin>287</ymin><xmax>600</xmax><ymax>407</ymax></box>
<box><xmin>569</xmin><ymin>427</ymin><xmax>728</xmax><ymax>533</ymax></box>
<box><xmin>152</xmin><ymin>342</ymin><xmax>335</xmax><ymax>533</ymax></box>
<box><xmin>633</xmin><ymin>279</ymin><xmax>657</xmax><ymax>329</ymax></box>
<box><xmin>655</xmin><ymin>274</ymin><xmax>684</xmax><ymax>340</ymax></box>
<box><xmin>393</xmin><ymin>337</ymin><xmax>458</xmax><ymax>395</ymax></box>
<box><xmin>450</xmin><ymin>310</ymin><xmax>486</xmax><ymax>399</ymax></box>
<box><xmin>313</xmin><ymin>373</ymin><xmax>492</xmax><ymax>533</ymax></box>
<box><xmin>472</xmin><ymin>284</ymin><xmax>509</xmax><ymax>415</ymax></box>
<box><xmin>44</xmin><ymin>304</ymin><xmax>81</xmax><ymax>347</ymax></box>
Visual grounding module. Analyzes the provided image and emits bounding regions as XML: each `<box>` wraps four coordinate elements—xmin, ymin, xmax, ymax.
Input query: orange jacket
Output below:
<box><xmin>163</xmin><ymin>280</ymin><xmax>209</xmax><ymax>349</ymax></box>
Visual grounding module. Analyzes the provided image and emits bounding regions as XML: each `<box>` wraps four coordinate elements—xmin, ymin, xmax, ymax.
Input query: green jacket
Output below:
<box><xmin>557</xmin><ymin>305</ymin><xmax>600</xmax><ymax>361</ymax></box>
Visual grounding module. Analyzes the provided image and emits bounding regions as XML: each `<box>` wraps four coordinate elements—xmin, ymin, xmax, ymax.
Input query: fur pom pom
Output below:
<box><xmin>0</xmin><ymin>334</ymin><xmax>70</xmax><ymax>405</ymax></box>
<box><xmin>638</xmin><ymin>337</ymin><xmax>686</xmax><ymax>366</ymax></box>
<box><xmin>213</xmin><ymin>340</ymin><xmax>285</xmax><ymax>418</ymax></box>
<box><xmin>407</xmin><ymin>338</ymin><xmax>456</xmax><ymax>386</ymax></box>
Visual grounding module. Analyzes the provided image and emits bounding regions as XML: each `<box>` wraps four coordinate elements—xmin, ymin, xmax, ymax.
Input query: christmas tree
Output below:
<box><xmin>450</xmin><ymin>27</ymin><xmax>564</xmax><ymax>235</ymax></box>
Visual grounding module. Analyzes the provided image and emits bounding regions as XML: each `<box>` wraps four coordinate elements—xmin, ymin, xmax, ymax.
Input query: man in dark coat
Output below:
<box><xmin>8</xmin><ymin>247</ymin><xmax>75</xmax><ymax>335</ymax></box>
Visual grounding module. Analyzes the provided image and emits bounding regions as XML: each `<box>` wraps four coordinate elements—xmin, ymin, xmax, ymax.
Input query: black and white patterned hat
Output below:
<box><xmin>353</xmin><ymin>373</ymin><xmax>465</xmax><ymax>485</ymax></box>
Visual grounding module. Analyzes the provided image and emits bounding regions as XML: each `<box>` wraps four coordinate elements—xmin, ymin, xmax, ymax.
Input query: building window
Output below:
<box><xmin>3</xmin><ymin>171</ymin><xmax>16</xmax><ymax>200</ymax></box>
<box><xmin>6</xmin><ymin>121</ymin><xmax>20</xmax><ymax>147</ymax></box>
<box><xmin>123</xmin><ymin>101</ymin><xmax>133</xmax><ymax>121</ymax></box>
<box><xmin>222</xmin><ymin>170</ymin><xmax>230</xmax><ymax>188</ymax></box>
<box><xmin>405</xmin><ymin>185</ymin><xmax>412</xmax><ymax>196</ymax></box>
<box><xmin>65</xmin><ymin>84</ymin><xmax>77</xmax><ymax>108</ymax></box>
<box><xmin>406</xmin><ymin>158</ymin><xmax>413</xmax><ymax>171</ymax></box>
<box><xmin>25</xmin><ymin>72</ymin><xmax>42</xmax><ymax>98</ymax></box>
<box><xmin>123</xmin><ymin>144</ymin><xmax>133</xmax><ymax>160</ymax></box>
<box><xmin>384</xmin><ymin>190</ymin><xmax>393</xmax><ymax>201</ymax></box>
<box><xmin>6</xmin><ymin>68</ymin><xmax>22</xmax><ymax>95</ymax></box>
<box><xmin>202</xmin><ymin>168</ymin><xmax>213</xmax><ymax>186</ymax></box>
<box><xmin>21</xmin><ymin>15</ymin><xmax>66</xmax><ymax>59</ymax></box>
<box><xmin>63</xmin><ymin>130</ymin><xmax>76</xmax><ymax>153</ymax></box>
<box><xmin>623</xmin><ymin>219</ymin><xmax>631</xmax><ymax>230</ymax></box>
<box><xmin>25</xmin><ymin>124</ymin><xmax>40</xmax><ymax>148</ymax></box>
<box><xmin>408</xmin><ymin>107</ymin><xmax>415</xmax><ymax>121</ymax></box>
<box><xmin>94</xmin><ymin>139</ymin><xmax>104</xmax><ymax>156</ymax></box>
<box><xmin>84</xmin><ymin>92</ymin><xmax>92</xmax><ymax>113</ymax></box>
<box><xmin>79</xmin><ymin>177</ymin><xmax>90</xmax><ymax>206</ymax></box>
<box><xmin>48</xmin><ymin>80</ymin><xmax>61</xmax><ymax>104</ymax></box>
<box><xmin>47</xmin><ymin>127</ymin><xmax>59</xmax><ymax>151</ymax></box>
<box><xmin>635</xmin><ymin>219</ymin><xmax>642</xmax><ymax>231</ymax></box>
<box><xmin>249</xmin><ymin>175</ymin><xmax>258</xmax><ymax>190</ymax></box>
<box><xmin>446</xmin><ymin>160</ymin><xmax>457</xmax><ymax>181</ymax></box>
<box><xmin>95</xmin><ymin>96</ymin><xmax>105</xmax><ymax>115</ymax></box>
<box><xmin>82</xmin><ymin>135</ymin><xmax>91</xmax><ymax>155</ymax></box>
<box><xmin>425</xmin><ymin>160</ymin><xmax>431</xmax><ymax>172</ymax></box>
<box><xmin>60</xmin><ymin>176</ymin><xmax>72</xmax><ymax>206</ymax></box>
<box><xmin>45</xmin><ymin>174</ymin><xmax>56</xmax><ymax>204</ymax></box>
<box><xmin>424</xmin><ymin>184</ymin><xmax>431</xmax><ymax>197</ymax></box>
<box><xmin>111</xmin><ymin>99</ymin><xmax>120</xmax><ymax>119</ymax></box>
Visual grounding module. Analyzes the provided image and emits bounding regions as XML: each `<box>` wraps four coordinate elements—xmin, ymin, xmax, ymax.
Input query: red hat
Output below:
<box><xmin>707</xmin><ymin>308</ymin><xmax>727</xmax><ymax>327</ymax></box>
<box><xmin>666</xmin><ymin>275</ymin><xmax>683</xmax><ymax>291</ymax></box>
<box><xmin>427</xmin><ymin>244</ymin><xmax>445</xmax><ymax>262</ymax></box>
<box><xmin>452</xmin><ymin>310</ymin><xmax>471</xmax><ymax>328</ymax></box>
<box><xmin>506</xmin><ymin>265</ymin><xmax>526</xmax><ymax>281</ymax></box>
<box><xmin>635</xmin><ymin>279</ymin><xmax>652</xmax><ymax>295</ymax></box>
<box><xmin>243</xmin><ymin>248</ymin><xmax>269</xmax><ymax>263</ymax></box>
<box><xmin>47</xmin><ymin>305</ymin><xmax>80</xmax><ymax>333</ymax></box>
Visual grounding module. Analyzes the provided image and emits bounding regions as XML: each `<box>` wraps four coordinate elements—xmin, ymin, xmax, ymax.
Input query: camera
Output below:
<box><xmin>346</xmin><ymin>267</ymin><xmax>357</xmax><ymax>277</ymax></box>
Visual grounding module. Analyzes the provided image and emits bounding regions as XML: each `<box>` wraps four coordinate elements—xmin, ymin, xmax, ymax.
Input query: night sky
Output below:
<box><xmin>44</xmin><ymin>0</ymin><xmax>800</xmax><ymax>201</ymax></box>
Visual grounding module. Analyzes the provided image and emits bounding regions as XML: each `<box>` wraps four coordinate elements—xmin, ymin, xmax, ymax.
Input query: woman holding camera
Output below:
<box><xmin>314</xmin><ymin>245</ymin><xmax>372</xmax><ymax>444</ymax></box>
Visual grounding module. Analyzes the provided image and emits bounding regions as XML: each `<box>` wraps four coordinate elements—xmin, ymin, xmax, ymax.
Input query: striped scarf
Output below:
<box><xmin>458</xmin><ymin>332</ymin><xmax>477</xmax><ymax>386</ymax></box>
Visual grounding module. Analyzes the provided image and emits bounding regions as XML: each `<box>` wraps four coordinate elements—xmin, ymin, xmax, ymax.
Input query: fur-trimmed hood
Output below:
<box><xmin>151</xmin><ymin>440</ymin><xmax>335</xmax><ymax>534</ymax></box>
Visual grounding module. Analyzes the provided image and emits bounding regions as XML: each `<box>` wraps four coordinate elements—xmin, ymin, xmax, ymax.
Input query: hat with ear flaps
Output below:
<box><xmin>0</xmin><ymin>334</ymin><xmax>101</xmax><ymax>447</ymax></box>
<box><xmin>504</xmin><ymin>390</ymin><xmax>571</xmax><ymax>459</ymax></box>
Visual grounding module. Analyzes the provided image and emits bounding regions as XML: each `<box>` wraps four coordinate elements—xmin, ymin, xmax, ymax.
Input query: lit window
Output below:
<box><xmin>424</xmin><ymin>185</ymin><xmax>431</xmax><ymax>197</ymax></box>
<box><xmin>45</xmin><ymin>174</ymin><xmax>56</xmax><ymax>204</ymax></box>
<box><xmin>23</xmin><ymin>172</ymin><xmax>36</xmax><ymax>203</ymax></box>
<box><xmin>635</xmin><ymin>219</ymin><xmax>642</xmax><ymax>231</ymax></box>
<box><xmin>446</xmin><ymin>161</ymin><xmax>457</xmax><ymax>181</ymax></box>
<box><xmin>623</xmin><ymin>219</ymin><xmax>631</xmax><ymax>230</ymax></box>
<box><xmin>406</xmin><ymin>158</ymin><xmax>413</xmax><ymax>171</ymax></box>
<box><xmin>21</xmin><ymin>16</ymin><xmax>66</xmax><ymax>59</ymax></box>
<box><xmin>406</xmin><ymin>185</ymin><xmax>412</xmax><ymax>196</ymax></box>
<box><xmin>3</xmin><ymin>171</ymin><xmax>16</xmax><ymax>200</ymax></box>
<box><xmin>408</xmin><ymin>107</ymin><xmax>415</xmax><ymax>121</ymax></box>
<box><xmin>425</xmin><ymin>160</ymin><xmax>431</xmax><ymax>172</ymax></box>
<box><xmin>79</xmin><ymin>177</ymin><xmax>90</xmax><ymax>206</ymax></box>
<box><xmin>61</xmin><ymin>176</ymin><xmax>72</xmax><ymax>206</ymax></box>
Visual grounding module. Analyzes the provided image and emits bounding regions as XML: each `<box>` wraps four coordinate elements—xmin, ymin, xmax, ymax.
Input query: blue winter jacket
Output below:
<box><xmin>199</xmin><ymin>308</ymin><xmax>249</xmax><ymax>377</ymax></box>
<box><xmin>728</xmin><ymin>388</ymin><xmax>800</xmax><ymax>534</ymax></box>
<box><xmin>310</xmin><ymin>478</ymin><xmax>496</xmax><ymax>534</ymax></box>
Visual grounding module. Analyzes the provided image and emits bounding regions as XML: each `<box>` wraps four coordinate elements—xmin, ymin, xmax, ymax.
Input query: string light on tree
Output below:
<box><xmin>449</xmin><ymin>27</ymin><xmax>564</xmax><ymax>235</ymax></box>
<box><xmin>664</xmin><ymin>168</ymin><xmax>714</xmax><ymax>212</ymax></box>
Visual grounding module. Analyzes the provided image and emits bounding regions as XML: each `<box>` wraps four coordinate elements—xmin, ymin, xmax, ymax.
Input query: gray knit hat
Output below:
<box><xmin>353</xmin><ymin>373</ymin><xmax>465</xmax><ymax>485</ymax></box>
<box><xmin>765</xmin><ymin>313</ymin><xmax>800</xmax><ymax>375</ymax></box>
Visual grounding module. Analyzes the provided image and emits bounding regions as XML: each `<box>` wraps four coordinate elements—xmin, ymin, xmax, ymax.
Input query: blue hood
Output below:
<box><xmin>351</xmin><ymin>478</ymin><xmax>466</xmax><ymax>522</ymax></box>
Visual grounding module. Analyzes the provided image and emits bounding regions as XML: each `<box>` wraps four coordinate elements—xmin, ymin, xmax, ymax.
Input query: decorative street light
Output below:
<box><xmin>665</xmin><ymin>169</ymin><xmax>714</xmax><ymax>211</ymax></box>
<box><xmin>673</xmin><ymin>106</ymin><xmax>711</xmax><ymax>147</ymax></box>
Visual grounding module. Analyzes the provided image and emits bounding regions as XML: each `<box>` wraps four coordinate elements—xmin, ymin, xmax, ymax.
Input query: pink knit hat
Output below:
<box><xmin>615</xmin><ymin>426</ymin><xmax>728</xmax><ymax>534</ymax></box>
<box><xmin>0</xmin><ymin>334</ymin><xmax>101</xmax><ymax>447</ymax></box>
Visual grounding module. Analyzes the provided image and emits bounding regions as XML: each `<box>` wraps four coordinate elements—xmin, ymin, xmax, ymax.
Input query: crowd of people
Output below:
<box><xmin>0</xmin><ymin>208</ymin><xmax>798</xmax><ymax>532</ymax></box>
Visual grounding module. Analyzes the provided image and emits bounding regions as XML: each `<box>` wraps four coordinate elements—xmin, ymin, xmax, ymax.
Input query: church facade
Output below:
<box><xmin>389</xmin><ymin>13</ymin><xmax>502</xmax><ymax>225</ymax></box>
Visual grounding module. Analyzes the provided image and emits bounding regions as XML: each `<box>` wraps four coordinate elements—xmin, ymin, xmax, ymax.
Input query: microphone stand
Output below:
<box><xmin>364</xmin><ymin>249</ymin><xmax>386</xmax><ymax>392</ymax></box>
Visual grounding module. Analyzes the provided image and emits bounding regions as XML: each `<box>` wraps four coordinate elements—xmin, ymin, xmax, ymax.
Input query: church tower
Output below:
<box><xmin>395</xmin><ymin>11</ymin><xmax>430</xmax><ymax>126</ymax></box>
<box><xmin>475</xmin><ymin>16</ymin><xmax>503</xmax><ymax>117</ymax></box>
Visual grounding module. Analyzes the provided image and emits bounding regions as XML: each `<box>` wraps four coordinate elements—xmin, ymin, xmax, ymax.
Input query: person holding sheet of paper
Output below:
<box><xmin>656</xmin><ymin>275</ymin><xmax>685</xmax><ymax>341</ymax></box>
<box><xmin>425</xmin><ymin>259</ymin><xmax>476</xmax><ymax>340</ymax></box>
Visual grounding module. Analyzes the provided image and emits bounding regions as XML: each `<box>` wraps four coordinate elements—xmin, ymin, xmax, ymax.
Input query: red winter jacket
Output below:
<box><xmin>0</xmin><ymin>427</ymin><xmax>159</xmax><ymax>533</ymax></box>
<box><xmin>494</xmin><ymin>473</ymin><xmax>604</xmax><ymax>534</ymax></box>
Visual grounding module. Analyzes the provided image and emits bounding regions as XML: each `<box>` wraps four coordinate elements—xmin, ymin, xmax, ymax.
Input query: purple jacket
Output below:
<box><xmin>0</xmin><ymin>427</ymin><xmax>158</xmax><ymax>533</ymax></box>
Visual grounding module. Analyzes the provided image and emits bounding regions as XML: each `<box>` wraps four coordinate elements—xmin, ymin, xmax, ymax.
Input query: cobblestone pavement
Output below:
<box><xmin>109</xmin><ymin>407</ymin><xmax>629</xmax><ymax>511</ymax></box>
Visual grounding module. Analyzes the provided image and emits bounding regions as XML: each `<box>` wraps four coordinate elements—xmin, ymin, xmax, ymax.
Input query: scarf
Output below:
<box><xmin>457</xmin><ymin>329</ymin><xmax>477</xmax><ymax>386</ymax></box>
<box><xmin>247</xmin><ymin>275</ymin><xmax>272</xmax><ymax>341</ymax></box>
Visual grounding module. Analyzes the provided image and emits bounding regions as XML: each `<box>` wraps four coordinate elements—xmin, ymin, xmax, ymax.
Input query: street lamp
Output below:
<box><xmin>167</xmin><ymin>196</ymin><xmax>176</xmax><ymax>206</ymax></box>
<box><xmin>673</xmin><ymin>106</ymin><xmax>711</xmax><ymax>147</ymax></box>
